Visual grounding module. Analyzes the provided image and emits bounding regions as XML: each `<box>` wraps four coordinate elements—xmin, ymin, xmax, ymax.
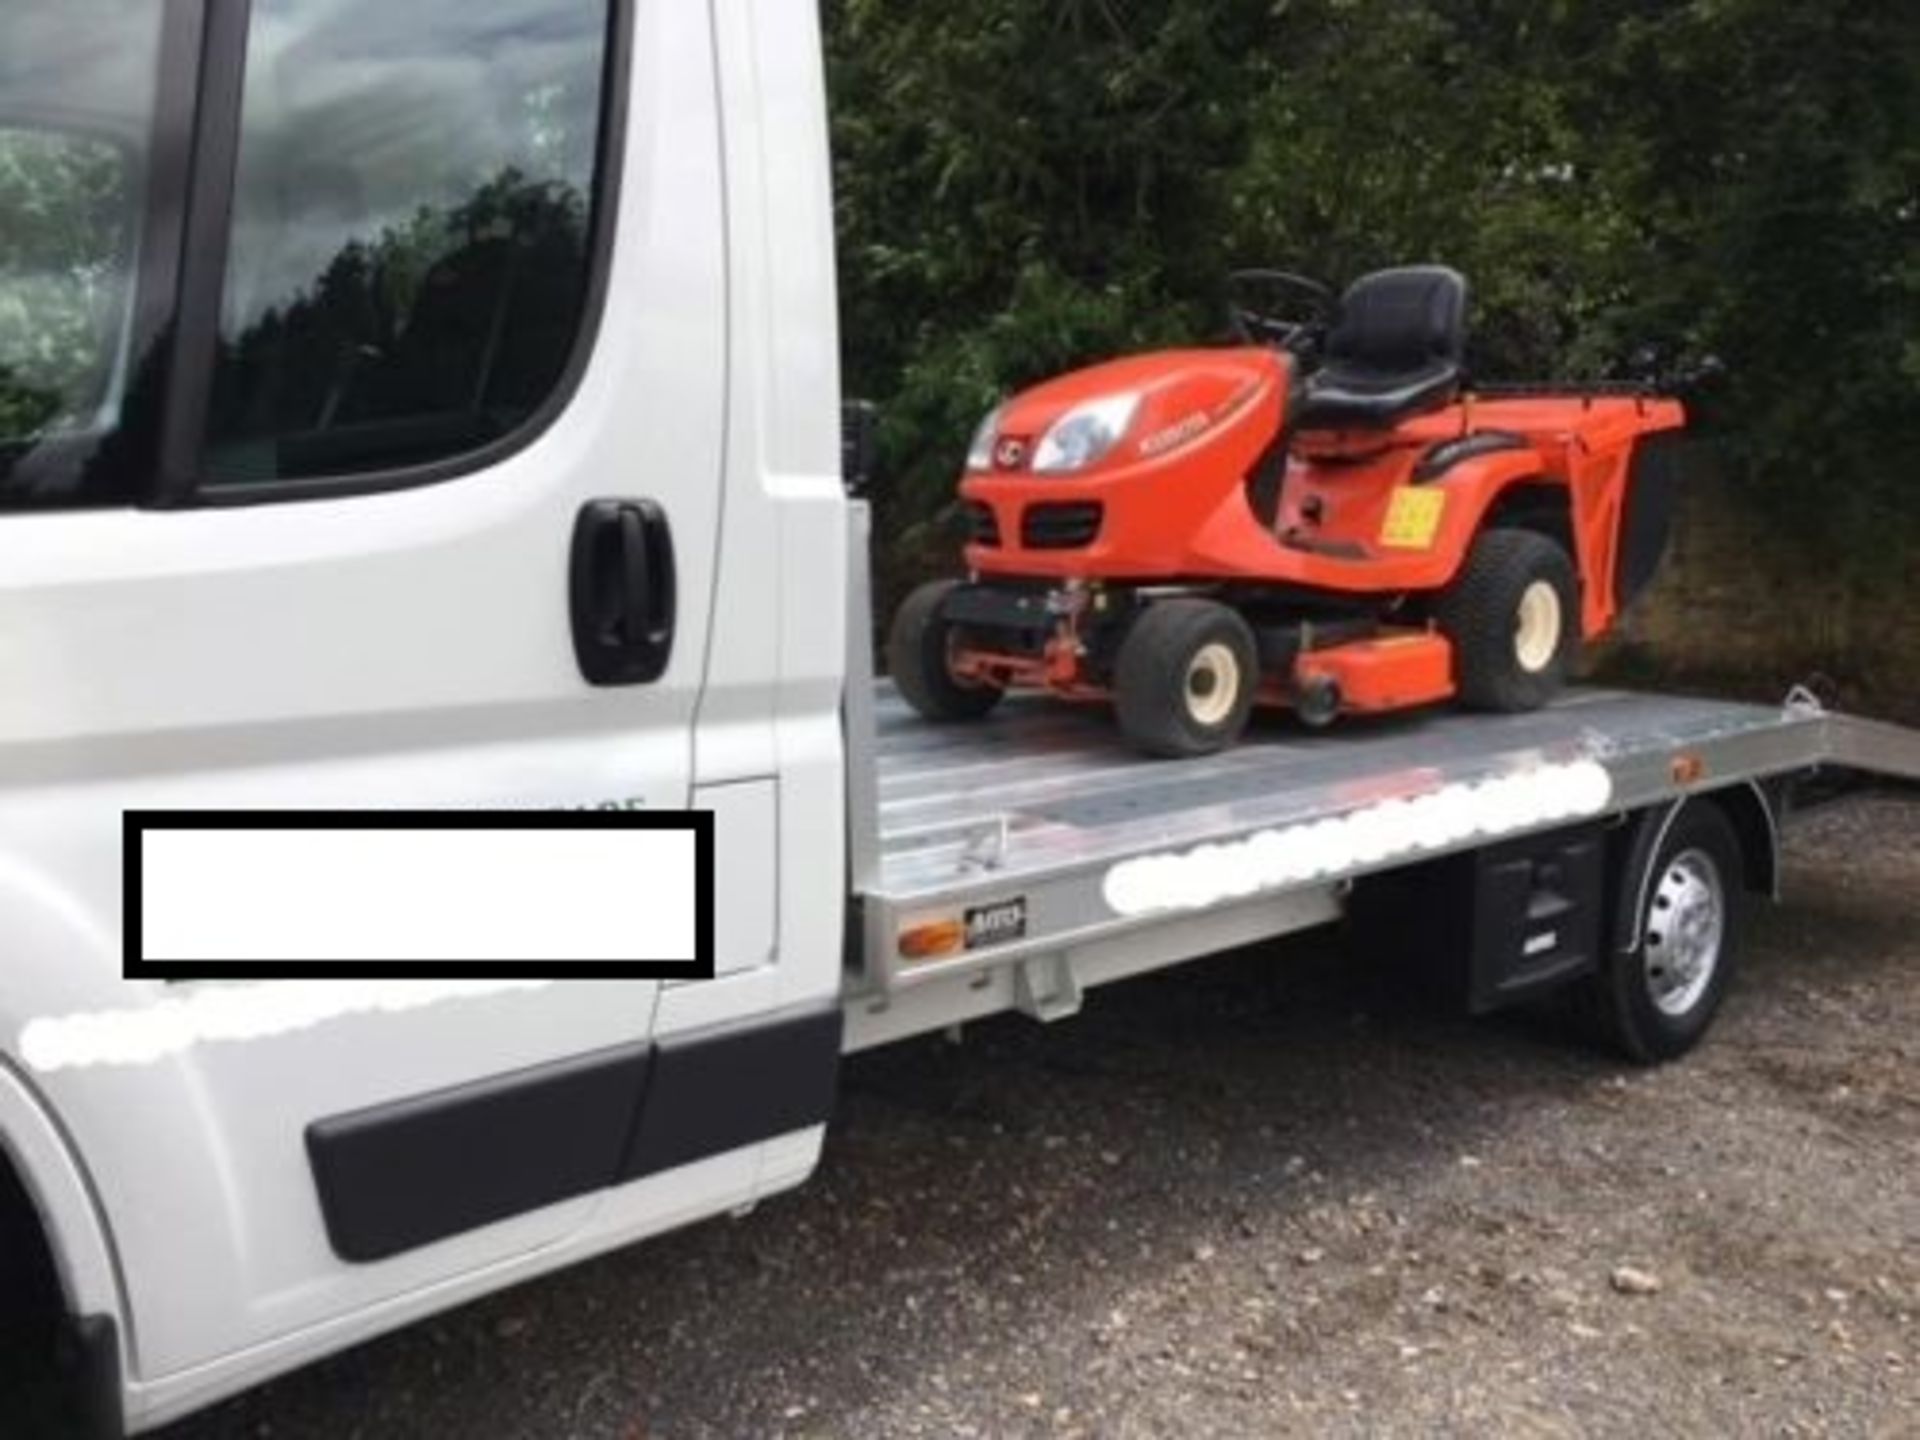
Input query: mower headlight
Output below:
<box><xmin>965</xmin><ymin>404</ymin><xmax>1005</xmax><ymax>472</ymax></box>
<box><xmin>1032</xmin><ymin>393</ymin><xmax>1142</xmax><ymax>473</ymax></box>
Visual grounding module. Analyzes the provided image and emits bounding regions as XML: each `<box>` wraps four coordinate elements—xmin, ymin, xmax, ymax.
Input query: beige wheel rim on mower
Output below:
<box><xmin>1514</xmin><ymin>580</ymin><xmax>1563</xmax><ymax>673</ymax></box>
<box><xmin>1184</xmin><ymin>642</ymin><xmax>1242</xmax><ymax>726</ymax></box>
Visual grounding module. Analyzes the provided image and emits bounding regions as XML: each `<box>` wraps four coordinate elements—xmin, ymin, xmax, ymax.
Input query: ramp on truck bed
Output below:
<box><xmin>844</xmin><ymin>683</ymin><xmax>1920</xmax><ymax>1050</ymax></box>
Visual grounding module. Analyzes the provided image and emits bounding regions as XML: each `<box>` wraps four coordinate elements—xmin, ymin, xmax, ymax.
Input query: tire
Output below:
<box><xmin>1581</xmin><ymin>802</ymin><xmax>1745</xmax><ymax>1063</ymax></box>
<box><xmin>1113</xmin><ymin>599</ymin><xmax>1259</xmax><ymax>757</ymax></box>
<box><xmin>887</xmin><ymin>579</ymin><xmax>1004</xmax><ymax>722</ymax></box>
<box><xmin>1436</xmin><ymin>528</ymin><xmax>1579</xmax><ymax>711</ymax></box>
<box><xmin>0</xmin><ymin>1217</ymin><xmax>69</xmax><ymax>1440</ymax></box>
<box><xmin>1292</xmin><ymin>672</ymin><xmax>1342</xmax><ymax>729</ymax></box>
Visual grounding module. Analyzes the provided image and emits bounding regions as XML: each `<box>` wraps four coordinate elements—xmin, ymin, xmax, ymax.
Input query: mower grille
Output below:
<box><xmin>963</xmin><ymin>500</ymin><xmax>1001</xmax><ymax>547</ymax></box>
<box><xmin>1021</xmin><ymin>501</ymin><xmax>1103</xmax><ymax>549</ymax></box>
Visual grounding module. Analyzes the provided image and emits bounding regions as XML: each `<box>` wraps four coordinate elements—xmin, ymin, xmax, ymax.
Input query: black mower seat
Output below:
<box><xmin>1295</xmin><ymin>266</ymin><xmax>1467</xmax><ymax>431</ymax></box>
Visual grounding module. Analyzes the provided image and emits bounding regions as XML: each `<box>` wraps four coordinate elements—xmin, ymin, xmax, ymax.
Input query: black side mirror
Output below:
<box><xmin>841</xmin><ymin>399</ymin><xmax>878</xmax><ymax>498</ymax></box>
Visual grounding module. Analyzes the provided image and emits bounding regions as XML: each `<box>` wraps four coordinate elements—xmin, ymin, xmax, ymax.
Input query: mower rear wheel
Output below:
<box><xmin>1114</xmin><ymin>599</ymin><xmax>1259</xmax><ymax>758</ymax></box>
<box><xmin>888</xmin><ymin>579</ymin><xmax>1004</xmax><ymax>722</ymax></box>
<box><xmin>1437</xmin><ymin>529</ymin><xmax>1579</xmax><ymax>712</ymax></box>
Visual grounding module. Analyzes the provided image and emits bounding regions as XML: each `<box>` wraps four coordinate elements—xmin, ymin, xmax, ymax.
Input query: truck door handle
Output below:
<box><xmin>570</xmin><ymin>499</ymin><xmax>676</xmax><ymax>685</ymax></box>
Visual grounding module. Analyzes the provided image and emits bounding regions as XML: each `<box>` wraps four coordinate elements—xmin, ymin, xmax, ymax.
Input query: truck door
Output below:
<box><xmin>0</xmin><ymin>0</ymin><xmax>727</xmax><ymax>1387</ymax></box>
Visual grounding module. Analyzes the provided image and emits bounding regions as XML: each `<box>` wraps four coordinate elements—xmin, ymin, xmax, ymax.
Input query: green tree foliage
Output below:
<box><xmin>1582</xmin><ymin>2</ymin><xmax>1920</xmax><ymax>549</ymax></box>
<box><xmin>828</xmin><ymin>0</ymin><xmax>1919</xmax><ymax>576</ymax></box>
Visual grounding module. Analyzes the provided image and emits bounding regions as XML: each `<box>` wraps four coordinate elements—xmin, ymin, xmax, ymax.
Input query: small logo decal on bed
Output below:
<box><xmin>964</xmin><ymin>898</ymin><xmax>1028</xmax><ymax>949</ymax></box>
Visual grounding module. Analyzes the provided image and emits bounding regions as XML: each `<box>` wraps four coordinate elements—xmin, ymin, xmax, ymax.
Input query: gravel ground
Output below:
<box><xmin>164</xmin><ymin>791</ymin><xmax>1919</xmax><ymax>1439</ymax></box>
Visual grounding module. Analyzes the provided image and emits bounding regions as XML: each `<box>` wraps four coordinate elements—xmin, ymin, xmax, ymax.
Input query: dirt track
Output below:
<box><xmin>163</xmin><ymin>791</ymin><xmax>1919</xmax><ymax>1439</ymax></box>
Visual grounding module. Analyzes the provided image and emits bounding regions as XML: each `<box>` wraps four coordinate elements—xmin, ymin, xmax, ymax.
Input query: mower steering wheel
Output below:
<box><xmin>1227</xmin><ymin>270</ymin><xmax>1339</xmax><ymax>357</ymax></box>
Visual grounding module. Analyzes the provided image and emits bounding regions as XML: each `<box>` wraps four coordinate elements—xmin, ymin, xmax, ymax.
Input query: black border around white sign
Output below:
<box><xmin>124</xmin><ymin>809</ymin><xmax>715</xmax><ymax>980</ymax></box>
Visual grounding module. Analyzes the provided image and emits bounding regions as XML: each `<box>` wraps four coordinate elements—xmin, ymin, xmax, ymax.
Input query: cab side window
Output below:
<box><xmin>203</xmin><ymin>0</ymin><xmax>613</xmax><ymax>489</ymax></box>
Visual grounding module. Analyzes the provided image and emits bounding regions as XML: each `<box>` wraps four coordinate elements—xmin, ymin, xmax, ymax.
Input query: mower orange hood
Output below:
<box><xmin>980</xmin><ymin>347</ymin><xmax>1291</xmax><ymax>478</ymax></box>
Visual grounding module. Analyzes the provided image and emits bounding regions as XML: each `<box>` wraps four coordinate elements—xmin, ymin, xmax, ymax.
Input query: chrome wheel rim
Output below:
<box><xmin>1514</xmin><ymin>580</ymin><xmax>1563</xmax><ymax>673</ymax></box>
<box><xmin>1184</xmin><ymin>642</ymin><xmax>1241</xmax><ymax>727</ymax></box>
<box><xmin>1644</xmin><ymin>847</ymin><xmax>1725</xmax><ymax>1017</ymax></box>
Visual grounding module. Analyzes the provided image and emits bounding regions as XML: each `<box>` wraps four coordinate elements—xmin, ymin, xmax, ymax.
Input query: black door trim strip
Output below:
<box><xmin>305</xmin><ymin>1005</ymin><xmax>842</xmax><ymax>1263</ymax></box>
<box><xmin>621</xmin><ymin>1006</ymin><xmax>842</xmax><ymax>1181</ymax></box>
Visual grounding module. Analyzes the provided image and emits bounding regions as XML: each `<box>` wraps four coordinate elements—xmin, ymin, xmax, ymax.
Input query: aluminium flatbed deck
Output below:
<box><xmin>843</xmin><ymin>683</ymin><xmax>1920</xmax><ymax>1051</ymax></box>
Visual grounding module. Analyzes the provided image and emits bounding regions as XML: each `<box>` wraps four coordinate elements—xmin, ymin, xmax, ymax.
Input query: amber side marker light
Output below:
<box><xmin>898</xmin><ymin>918</ymin><xmax>966</xmax><ymax>961</ymax></box>
<box><xmin>1671</xmin><ymin>752</ymin><xmax>1706</xmax><ymax>785</ymax></box>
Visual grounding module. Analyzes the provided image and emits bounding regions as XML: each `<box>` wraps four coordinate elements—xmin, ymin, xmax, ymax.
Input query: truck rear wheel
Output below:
<box><xmin>1113</xmin><ymin>599</ymin><xmax>1259</xmax><ymax>757</ymax></box>
<box><xmin>1582</xmin><ymin>803</ymin><xmax>1745</xmax><ymax>1063</ymax></box>
<box><xmin>1437</xmin><ymin>529</ymin><xmax>1578</xmax><ymax>711</ymax></box>
<box><xmin>887</xmin><ymin>579</ymin><xmax>1004</xmax><ymax>721</ymax></box>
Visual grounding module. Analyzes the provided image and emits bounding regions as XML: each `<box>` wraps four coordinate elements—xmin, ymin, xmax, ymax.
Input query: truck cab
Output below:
<box><xmin>1</xmin><ymin>0</ymin><xmax>848</xmax><ymax>1429</ymax></box>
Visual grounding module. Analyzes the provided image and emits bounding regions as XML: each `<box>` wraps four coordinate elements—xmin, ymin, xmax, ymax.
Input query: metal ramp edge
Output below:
<box><xmin>1820</xmin><ymin>711</ymin><xmax>1920</xmax><ymax>784</ymax></box>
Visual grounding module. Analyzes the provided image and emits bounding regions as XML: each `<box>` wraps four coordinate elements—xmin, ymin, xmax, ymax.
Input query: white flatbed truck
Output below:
<box><xmin>3</xmin><ymin>2</ymin><xmax>1918</xmax><ymax>1435</ymax></box>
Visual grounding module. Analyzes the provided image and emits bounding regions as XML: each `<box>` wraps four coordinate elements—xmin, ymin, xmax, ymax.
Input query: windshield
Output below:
<box><xmin>0</xmin><ymin>1</ymin><xmax>165</xmax><ymax>506</ymax></box>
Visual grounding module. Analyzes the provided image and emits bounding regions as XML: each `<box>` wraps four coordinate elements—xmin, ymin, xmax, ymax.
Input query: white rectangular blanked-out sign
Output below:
<box><xmin>126</xmin><ymin>812</ymin><xmax>712</xmax><ymax>979</ymax></box>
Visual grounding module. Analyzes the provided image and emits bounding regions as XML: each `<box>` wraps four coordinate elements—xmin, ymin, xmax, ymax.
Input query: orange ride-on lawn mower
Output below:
<box><xmin>888</xmin><ymin>266</ymin><xmax>1687</xmax><ymax>757</ymax></box>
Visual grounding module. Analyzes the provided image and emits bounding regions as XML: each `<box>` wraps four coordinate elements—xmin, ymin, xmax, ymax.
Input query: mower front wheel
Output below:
<box><xmin>1437</xmin><ymin>529</ymin><xmax>1579</xmax><ymax>712</ymax></box>
<box><xmin>1113</xmin><ymin>599</ymin><xmax>1259</xmax><ymax>758</ymax></box>
<box><xmin>888</xmin><ymin>579</ymin><xmax>1005</xmax><ymax>722</ymax></box>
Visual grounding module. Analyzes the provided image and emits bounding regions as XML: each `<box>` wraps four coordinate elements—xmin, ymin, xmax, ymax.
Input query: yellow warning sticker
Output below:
<box><xmin>1379</xmin><ymin>488</ymin><xmax>1447</xmax><ymax>549</ymax></box>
